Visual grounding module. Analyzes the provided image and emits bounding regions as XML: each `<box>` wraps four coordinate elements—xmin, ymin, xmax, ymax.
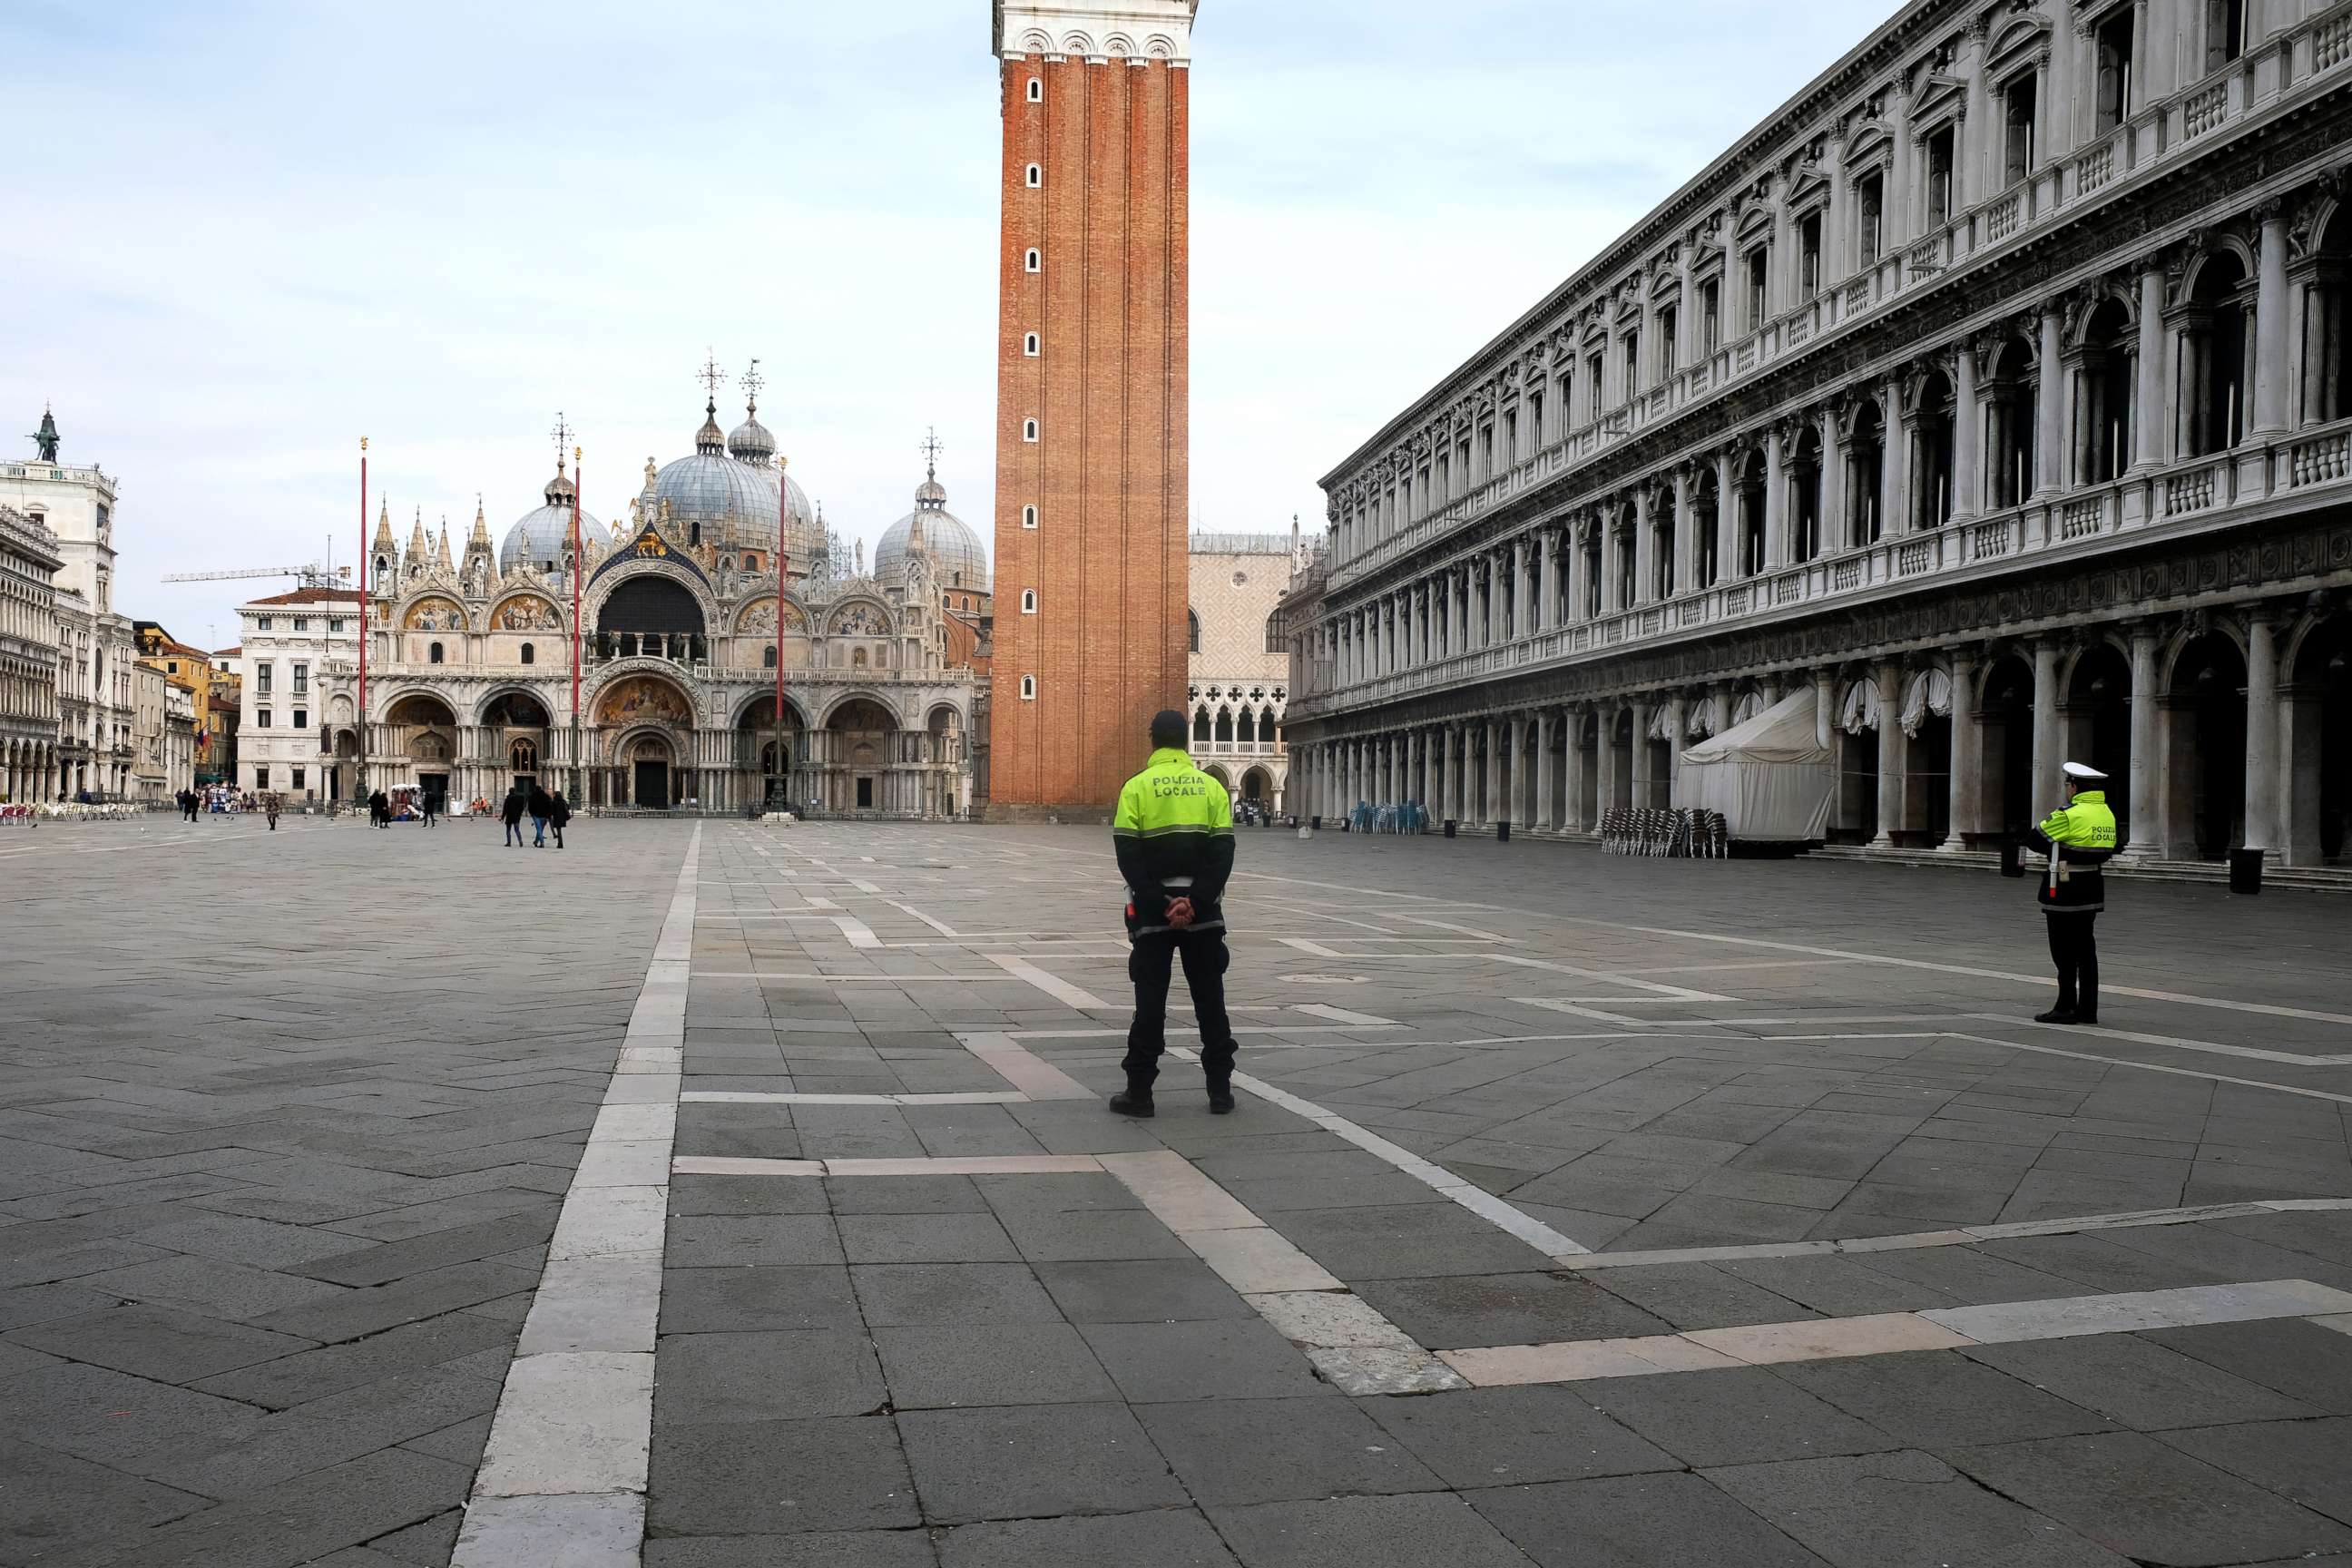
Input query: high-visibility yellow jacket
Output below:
<box><xmin>1112</xmin><ymin>747</ymin><xmax>1236</xmax><ymax>938</ymax></box>
<box><xmin>2027</xmin><ymin>789</ymin><xmax>2117</xmax><ymax>914</ymax></box>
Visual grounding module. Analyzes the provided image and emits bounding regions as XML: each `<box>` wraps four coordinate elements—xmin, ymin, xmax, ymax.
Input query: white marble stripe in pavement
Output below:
<box><xmin>452</xmin><ymin>823</ymin><xmax>700</xmax><ymax>1568</ymax></box>
<box><xmin>959</xmin><ymin>1031</ymin><xmax>1098</xmax><ymax>1100</ymax></box>
<box><xmin>986</xmin><ymin>952</ymin><xmax>1112</xmax><ymax>1009</ymax></box>
<box><xmin>1555</xmin><ymin>1197</ymin><xmax>2352</xmax><ymax>1271</ymax></box>
<box><xmin>1166</xmin><ymin>1045</ymin><xmax>1592</xmax><ymax>1258</ymax></box>
<box><xmin>1440</xmin><ymin>1279</ymin><xmax>2352</xmax><ymax>1387</ymax></box>
<box><xmin>671</xmin><ymin>1153</ymin><xmax>1105</xmax><ymax>1177</ymax></box>
<box><xmin>680</xmin><ymin>1091</ymin><xmax>1030</xmax><ymax>1106</ymax></box>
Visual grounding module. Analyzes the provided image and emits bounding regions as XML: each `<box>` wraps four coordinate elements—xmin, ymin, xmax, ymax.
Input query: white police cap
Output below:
<box><xmin>2061</xmin><ymin>761</ymin><xmax>2108</xmax><ymax>781</ymax></box>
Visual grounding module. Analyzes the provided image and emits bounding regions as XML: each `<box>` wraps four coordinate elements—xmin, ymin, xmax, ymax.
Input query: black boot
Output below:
<box><xmin>1207</xmin><ymin>1082</ymin><xmax>1235</xmax><ymax>1115</ymax></box>
<box><xmin>2033</xmin><ymin>1008</ymin><xmax>2079</xmax><ymax>1024</ymax></box>
<box><xmin>1108</xmin><ymin>1087</ymin><xmax>1156</xmax><ymax>1118</ymax></box>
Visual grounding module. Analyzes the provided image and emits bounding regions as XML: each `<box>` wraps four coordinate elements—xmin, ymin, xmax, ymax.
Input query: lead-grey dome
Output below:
<box><xmin>875</xmin><ymin>469</ymin><xmax>989</xmax><ymax>597</ymax></box>
<box><xmin>499</xmin><ymin>466</ymin><xmax>603</xmax><ymax>575</ymax></box>
<box><xmin>650</xmin><ymin>399</ymin><xmax>816</xmax><ymax>564</ymax></box>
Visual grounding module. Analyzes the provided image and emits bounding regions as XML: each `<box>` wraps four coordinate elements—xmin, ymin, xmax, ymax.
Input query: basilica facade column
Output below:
<box><xmin>2124</xmin><ymin>622</ymin><xmax>2161</xmax><ymax>857</ymax></box>
<box><xmin>1870</xmin><ymin>659</ymin><xmax>1905</xmax><ymax>847</ymax></box>
<box><xmin>2251</xmin><ymin>203</ymin><xmax>2291</xmax><ymax>439</ymax></box>
<box><xmin>2243</xmin><ymin>610</ymin><xmax>2281</xmax><ymax>857</ymax></box>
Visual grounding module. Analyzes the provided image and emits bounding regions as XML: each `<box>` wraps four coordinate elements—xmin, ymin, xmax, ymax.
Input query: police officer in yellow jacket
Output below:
<box><xmin>1109</xmin><ymin>710</ymin><xmax>1240</xmax><ymax>1117</ymax></box>
<box><xmin>2024</xmin><ymin>760</ymin><xmax>2118</xmax><ymax>1024</ymax></box>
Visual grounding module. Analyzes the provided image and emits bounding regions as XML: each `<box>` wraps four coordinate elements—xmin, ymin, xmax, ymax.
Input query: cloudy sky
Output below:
<box><xmin>5</xmin><ymin>0</ymin><xmax>1892</xmax><ymax>648</ymax></box>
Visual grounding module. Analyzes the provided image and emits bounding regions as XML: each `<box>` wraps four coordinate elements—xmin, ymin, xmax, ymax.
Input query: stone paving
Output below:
<box><xmin>4</xmin><ymin>812</ymin><xmax>2352</xmax><ymax>1565</ymax></box>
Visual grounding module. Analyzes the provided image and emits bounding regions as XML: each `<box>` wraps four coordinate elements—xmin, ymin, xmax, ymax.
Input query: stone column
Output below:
<box><xmin>2243</xmin><ymin>611</ymin><xmax>2280</xmax><ymax>855</ymax></box>
<box><xmin>1632</xmin><ymin>490</ymin><xmax>1656</xmax><ymax>606</ymax></box>
<box><xmin>1563</xmin><ymin>707</ymin><xmax>1590</xmax><ymax>833</ymax></box>
<box><xmin>2031</xmin><ymin>639</ymin><xmax>2063</xmax><ymax>817</ymax></box>
<box><xmin>2252</xmin><ymin>203</ymin><xmax>2290</xmax><ymax>437</ymax></box>
<box><xmin>1564</xmin><ymin>522</ymin><xmax>1588</xmax><ymax>622</ymax></box>
<box><xmin>1710</xmin><ymin>682</ymin><xmax>1733</xmax><ymax>739</ymax></box>
<box><xmin>1878</xmin><ymin>386</ymin><xmax>1906</xmax><ymax>538</ymax></box>
<box><xmin>2135</xmin><ymin>262</ymin><xmax>2167</xmax><ymax>470</ymax></box>
<box><xmin>1871</xmin><ymin>660</ymin><xmax>1905</xmax><ymax>846</ymax></box>
<box><xmin>1535</xmin><ymin>712</ymin><xmax>1555</xmax><ymax>829</ymax></box>
<box><xmin>1953</xmin><ymin>342</ymin><xmax>1981</xmax><ymax>520</ymax></box>
<box><xmin>1670</xmin><ymin>468</ymin><xmax>1695</xmax><ymax>596</ymax></box>
<box><xmin>2123</xmin><ymin>622</ymin><xmax>2161</xmax><ymax>856</ymax></box>
<box><xmin>1762</xmin><ymin>428</ymin><xmax>1786</xmax><ymax>573</ymax></box>
<box><xmin>1485</xmin><ymin>720</ymin><xmax>1502</xmax><ymax>824</ymax></box>
<box><xmin>1628</xmin><ymin>698</ymin><xmax>1652</xmax><ymax>808</ymax></box>
<box><xmin>1541</xmin><ymin>532</ymin><xmax>1563</xmax><ymax>632</ymax></box>
<box><xmin>1599</xmin><ymin>512</ymin><xmax>1623</xmax><ymax>616</ymax></box>
<box><xmin>1666</xmin><ymin>694</ymin><xmax>1688</xmax><ymax>804</ymax></box>
<box><xmin>1946</xmin><ymin>646</ymin><xmax>1980</xmax><ymax>848</ymax></box>
<box><xmin>1595</xmin><ymin>706</ymin><xmax>1619</xmax><ymax>821</ymax></box>
<box><xmin>2036</xmin><ymin>305</ymin><xmax>2065</xmax><ymax>496</ymax></box>
<box><xmin>1713</xmin><ymin>450</ymin><xmax>1739</xmax><ymax>583</ymax></box>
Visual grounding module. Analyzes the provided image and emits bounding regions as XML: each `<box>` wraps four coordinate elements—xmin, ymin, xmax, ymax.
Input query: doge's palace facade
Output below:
<box><xmin>1285</xmin><ymin>0</ymin><xmax>2352</xmax><ymax>869</ymax></box>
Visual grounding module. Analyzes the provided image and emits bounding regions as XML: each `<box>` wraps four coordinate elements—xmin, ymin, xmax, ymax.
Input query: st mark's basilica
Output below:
<box><xmin>328</xmin><ymin>377</ymin><xmax>988</xmax><ymax>816</ymax></box>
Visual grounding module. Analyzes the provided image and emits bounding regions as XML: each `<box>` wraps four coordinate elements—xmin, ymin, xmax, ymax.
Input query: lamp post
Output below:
<box><xmin>356</xmin><ymin>436</ymin><xmax>368</xmax><ymax>806</ymax></box>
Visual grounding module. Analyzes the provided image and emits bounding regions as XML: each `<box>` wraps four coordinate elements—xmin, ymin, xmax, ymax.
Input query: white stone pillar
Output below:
<box><xmin>2036</xmin><ymin>306</ymin><xmax>2066</xmax><ymax>496</ymax></box>
<box><xmin>1953</xmin><ymin>343</ymin><xmax>1981</xmax><ymax>520</ymax></box>
<box><xmin>1600</xmin><ymin>513</ymin><xmax>1623</xmax><ymax>616</ymax></box>
<box><xmin>2135</xmin><ymin>263</ymin><xmax>2167</xmax><ymax>470</ymax></box>
<box><xmin>1628</xmin><ymin>698</ymin><xmax>1652</xmax><ymax>808</ymax></box>
<box><xmin>2031</xmin><ymin>639</ymin><xmax>2063</xmax><ymax>818</ymax></box>
<box><xmin>1666</xmin><ymin>694</ymin><xmax>1688</xmax><ymax>804</ymax></box>
<box><xmin>1871</xmin><ymin>660</ymin><xmax>1905</xmax><ymax>846</ymax></box>
<box><xmin>1946</xmin><ymin>647</ymin><xmax>1981</xmax><ymax>848</ymax></box>
<box><xmin>1879</xmin><ymin>386</ymin><xmax>1906</xmax><ymax>538</ymax></box>
<box><xmin>2252</xmin><ymin>203</ymin><xmax>2291</xmax><ymax>437</ymax></box>
<box><xmin>2243</xmin><ymin>612</ymin><xmax>2280</xmax><ymax>854</ymax></box>
<box><xmin>1762</xmin><ymin>429</ymin><xmax>1786</xmax><ymax>573</ymax></box>
<box><xmin>2124</xmin><ymin>622</ymin><xmax>2161</xmax><ymax>856</ymax></box>
<box><xmin>1485</xmin><ymin>720</ymin><xmax>1501</xmax><ymax>824</ymax></box>
<box><xmin>1713</xmin><ymin>451</ymin><xmax>1740</xmax><ymax>583</ymax></box>
<box><xmin>1535</xmin><ymin>713</ymin><xmax>1555</xmax><ymax>829</ymax></box>
<box><xmin>1564</xmin><ymin>707</ymin><xmax>1590</xmax><ymax>833</ymax></box>
<box><xmin>1670</xmin><ymin>468</ymin><xmax>1695</xmax><ymax>595</ymax></box>
<box><xmin>1632</xmin><ymin>490</ymin><xmax>1656</xmax><ymax>605</ymax></box>
<box><xmin>1595</xmin><ymin>706</ymin><xmax>1620</xmax><ymax>818</ymax></box>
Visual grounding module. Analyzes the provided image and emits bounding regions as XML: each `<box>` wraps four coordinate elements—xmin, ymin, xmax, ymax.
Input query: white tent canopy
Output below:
<box><xmin>1672</xmin><ymin>687</ymin><xmax>1833</xmax><ymax>842</ymax></box>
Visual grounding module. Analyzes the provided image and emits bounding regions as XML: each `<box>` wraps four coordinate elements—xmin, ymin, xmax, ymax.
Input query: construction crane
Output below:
<box><xmin>162</xmin><ymin>564</ymin><xmax>351</xmax><ymax>589</ymax></box>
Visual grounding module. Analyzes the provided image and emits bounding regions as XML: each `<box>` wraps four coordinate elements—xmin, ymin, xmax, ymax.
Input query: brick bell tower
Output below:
<box><xmin>986</xmin><ymin>1</ymin><xmax>1196</xmax><ymax>815</ymax></box>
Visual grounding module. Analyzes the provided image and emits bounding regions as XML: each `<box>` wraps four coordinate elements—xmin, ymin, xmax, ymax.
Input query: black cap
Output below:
<box><xmin>1150</xmin><ymin>709</ymin><xmax>1188</xmax><ymax>750</ymax></box>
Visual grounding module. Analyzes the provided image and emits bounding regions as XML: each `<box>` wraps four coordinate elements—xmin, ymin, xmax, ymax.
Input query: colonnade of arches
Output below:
<box><xmin>1294</xmin><ymin>601</ymin><xmax>2352</xmax><ymax>866</ymax></box>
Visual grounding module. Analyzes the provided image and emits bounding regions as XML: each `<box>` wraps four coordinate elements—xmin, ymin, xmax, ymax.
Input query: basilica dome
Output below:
<box><xmin>651</xmin><ymin>398</ymin><xmax>818</xmax><ymax>565</ymax></box>
<box><xmin>875</xmin><ymin>468</ymin><xmax>989</xmax><ymax>597</ymax></box>
<box><xmin>499</xmin><ymin>466</ymin><xmax>604</xmax><ymax>576</ymax></box>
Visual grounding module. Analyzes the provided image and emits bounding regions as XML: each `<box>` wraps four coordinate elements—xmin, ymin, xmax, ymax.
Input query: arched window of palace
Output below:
<box><xmin>2184</xmin><ymin>250</ymin><xmax>2250</xmax><ymax>456</ymax></box>
<box><xmin>428</xmin><ymin>642</ymin><xmax>444</xmax><ymax>664</ymax></box>
<box><xmin>1187</xmin><ymin>610</ymin><xmax>1200</xmax><ymax>653</ymax></box>
<box><xmin>763</xmin><ymin>646</ymin><xmax>778</xmax><ymax>669</ymax></box>
<box><xmin>512</xmin><ymin>740</ymin><xmax>537</xmax><ymax>774</ymax></box>
<box><xmin>1193</xmin><ymin>707</ymin><xmax>1211</xmax><ymax>745</ymax></box>
<box><xmin>520</xmin><ymin>642</ymin><xmax>534</xmax><ymax>665</ymax></box>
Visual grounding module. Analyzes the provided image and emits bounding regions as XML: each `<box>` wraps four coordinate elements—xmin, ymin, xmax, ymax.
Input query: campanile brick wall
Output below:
<box><xmin>986</xmin><ymin>44</ymin><xmax>1190</xmax><ymax>812</ymax></box>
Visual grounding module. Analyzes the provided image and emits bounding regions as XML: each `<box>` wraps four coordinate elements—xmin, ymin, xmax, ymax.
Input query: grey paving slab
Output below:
<box><xmin>838</xmin><ymin>1211</ymin><xmax>1021</xmax><ymax>1264</ymax></box>
<box><xmin>1208</xmin><ymin>1494</ymin><xmax>1539</xmax><ymax>1567</ymax></box>
<box><xmin>655</xmin><ymin>1329</ymin><xmax>887</xmax><ymax>1425</ymax></box>
<box><xmin>1269</xmin><ymin>1204</ymin><xmax>1558</xmax><ymax>1281</ymax></box>
<box><xmin>670</xmin><ymin>1172</ymin><xmax>830</xmax><ymax>1215</ymax></box>
<box><xmin>1952</xmin><ymin>1429</ymin><xmax>2352</xmax><ymax>1563</ymax></box>
<box><xmin>1583</xmin><ymin>1261</ymin><xmax>1817</xmax><ymax>1330</ymax></box>
<box><xmin>1960</xmin><ymin>1332</ymin><xmax>2321</xmax><ymax>1430</ymax></box>
<box><xmin>5</xmin><ymin>1302</ymin><xmax>315</xmax><ymax>1382</ymax></box>
<box><xmin>647</xmin><ymin>1416</ymin><xmax>920</xmax><ymax>1536</ymax></box>
<box><xmin>851</xmin><ymin>1262</ymin><xmax>1063</xmax><ymax>1326</ymax></box>
<box><xmin>1136</xmin><ymin>1396</ymin><xmax>1447</xmax><ymax>1505</ymax></box>
<box><xmin>1465</xmin><ymin>1472</ymin><xmax>1831</xmax><ymax>1567</ymax></box>
<box><xmin>1033</xmin><ymin>1258</ymin><xmax>1258</xmax><ymax>1323</ymax></box>
<box><xmin>1773</xmin><ymin>1350</ymin><xmax>2118</xmax><ymax>1448</ymax></box>
<box><xmin>0</xmin><ymin>1433</ymin><xmax>209</xmax><ymax>1563</ymax></box>
<box><xmin>1081</xmin><ymin>1318</ymin><xmax>1333</xmax><ymax>1403</ymax></box>
<box><xmin>872</xmin><ymin>1321</ymin><xmax>1118</xmax><ymax>1408</ymax></box>
<box><xmin>645</xmin><ymin>1530</ymin><xmax>941</xmax><ymax>1567</ymax></box>
<box><xmin>1573</xmin><ymin>1366</ymin><xmax>1903</xmax><ymax>1467</ymax></box>
<box><xmin>1350</xmin><ymin>1271</ymin><xmax>1672</xmax><ymax>1348</ymax></box>
<box><xmin>1356</xmin><ymin>1385</ymin><xmax>1678</xmax><ymax>1488</ymax></box>
<box><xmin>665</xmin><ymin>1214</ymin><xmax>844</xmax><ymax>1268</ymax></box>
<box><xmin>2160</xmin><ymin>1416</ymin><xmax>2352</xmax><ymax>1527</ymax></box>
<box><xmin>659</xmin><ymin>1264</ymin><xmax>863</xmax><ymax>1334</ymax></box>
<box><xmin>190</xmin><ymin>1312</ymin><xmax>512</xmax><ymax>1407</ymax></box>
<box><xmin>2140</xmin><ymin>1317</ymin><xmax>2352</xmax><ymax>1412</ymax></box>
<box><xmin>1702</xmin><ymin>1448</ymin><xmax>2132</xmax><ymax>1567</ymax></box>
<box><xmin>938</xmin><ymin>1508</ymin><xmax>1240</xmax><ymax>1567</ymax></box>
<box><xmin>897</xmin><ymin>1401</ymin><xmax>1191</xmax><ymax>1524</ymax></box>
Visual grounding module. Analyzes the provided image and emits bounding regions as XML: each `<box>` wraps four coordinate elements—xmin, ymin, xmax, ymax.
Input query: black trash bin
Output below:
<box><xmin>2230</xmin><ymin>847</ymin><xmax>2264</xmax><ymax>895</ymax></box>
<box><xmin>1999</xmin><ymin>836</ymin><xmax>2026</xmax><ymax>877</ymax></box>
<box><xmin>1497</xmin><ymin>820</ymin><xmax>1511</xmax><ymax>842</ymax></box>
<box><xmin>1310</xmin><ymin>815</ymin><xmax>1321</xmax><ymax>830</ymax></box>
<box><xmin>1444</xmin><ymin>819</ymin><xmax>1457</xmax><ymax>839</ymax></box>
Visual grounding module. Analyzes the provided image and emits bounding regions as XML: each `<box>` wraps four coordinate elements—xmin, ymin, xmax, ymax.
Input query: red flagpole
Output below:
<box><xmin>357</xmin><ymin>436</ymin><xmax>368</xmax><ymax>804</ymax></box>
<box><xmin>570</xmin><ymin>445</ymin><xmax>583</xmax><ymax>803</ymax></box>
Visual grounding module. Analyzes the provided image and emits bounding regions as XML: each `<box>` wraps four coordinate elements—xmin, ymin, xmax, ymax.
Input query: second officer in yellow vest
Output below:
<box><xmin>2024</xmin><ymin>760</ymin><xmax>2118</xmax><ymax>1024</ymax></box>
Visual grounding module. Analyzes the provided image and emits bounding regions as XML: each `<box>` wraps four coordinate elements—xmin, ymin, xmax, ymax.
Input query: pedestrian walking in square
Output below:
<box><xmin>527</xmin><ymin>781</ymin><xmax>554</xmax><ymax>848</ymax></box>
<box><xmin>549</xmin><ymin>789</ymin><xmax>571</xmax><ymax>849</ymax></box>
<box><xmin>1108</xmin><ymin>709</ymin><xmax>1240</xmax><ymax>1118</ymax></box>
<box><xmin>501</xmin><ymin>784</ymin><xmax>527</xmax><ymax>848</ymax></box>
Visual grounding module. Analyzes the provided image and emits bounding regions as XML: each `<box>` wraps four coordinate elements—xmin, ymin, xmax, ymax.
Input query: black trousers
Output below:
<box><xmin>1122</xmin><ymin>927</ymin><xmax>1239</xmax><ymax>1090</ymax></box>
<box><xmin>2045</xmin><ymin>913</ymin><xmax>2099</xmax><ymax>1018</ymax></box>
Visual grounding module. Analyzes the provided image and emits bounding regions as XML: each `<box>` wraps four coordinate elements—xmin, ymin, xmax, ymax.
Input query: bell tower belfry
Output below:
<box><xmin>986</xmin><ymin>1</ymin><xmax>1197</xmax><ymax>813</ymax></box>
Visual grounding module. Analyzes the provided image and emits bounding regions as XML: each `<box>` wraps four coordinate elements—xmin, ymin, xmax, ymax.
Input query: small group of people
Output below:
<box><xmin>1341</xmin><ymin>799</ymin><xmax>1428</xmax><ymax>834</ymax></box>
<box><xmin>179</xmin><ymin>786</ymin><xmax>278</xmax><ymax>826</ymax></box>
<box><xmin>501</xmin><ymin>781</ymin><xmax>572</xmax><ymax>848</ymax></box>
